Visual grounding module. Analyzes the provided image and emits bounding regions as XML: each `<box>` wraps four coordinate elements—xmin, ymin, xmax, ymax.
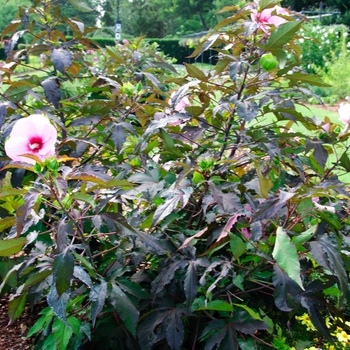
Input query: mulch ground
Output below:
<box><xmin>0</xmin><ymin>295</ymin><xmax>42</xmax><ymax>350</ymax></box>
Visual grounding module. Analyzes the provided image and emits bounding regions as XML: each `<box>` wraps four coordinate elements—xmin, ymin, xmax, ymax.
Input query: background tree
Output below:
<box><xmin>58</xmin><ymin>0</ymin><xmax>98</xmax><ymax>29</ymax></box>
<box><xmin>282</xmin><ymin>0</ymin><xmax>350</xmax><ymax>25</ymax></box>
<box><xmin>0</xmin><ymin>0</ymin><xmax>31</xmax><ymax>34</ymax></box>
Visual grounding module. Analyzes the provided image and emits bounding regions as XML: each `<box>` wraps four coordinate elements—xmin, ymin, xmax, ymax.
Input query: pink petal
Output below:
<box><xmin>339</xmin><ymin>103</ymin><xmax>350</xmax><ymax>125</ymax></box>
<box><xmin>268</xmin><ymin>15</ymin><xmax>287</xmax><ymax>27</ymax></box>
<box><xmin>5</xmin><ymin>135</ymin><xmax>35</xmax><ymax>164</ymax></box>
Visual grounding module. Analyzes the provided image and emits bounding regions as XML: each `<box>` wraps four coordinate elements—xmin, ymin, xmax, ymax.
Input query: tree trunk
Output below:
<box><xmin>198</xmin><ymin>12</ymin><xmax>208</xmax><ymax>31</ymax></box>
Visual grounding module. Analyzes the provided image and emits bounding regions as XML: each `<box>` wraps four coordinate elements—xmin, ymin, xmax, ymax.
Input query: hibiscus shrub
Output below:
<box><xmin>0</xmin><ymin>0</ymin><xmax>350</xmax><ymax>349</ymax></box>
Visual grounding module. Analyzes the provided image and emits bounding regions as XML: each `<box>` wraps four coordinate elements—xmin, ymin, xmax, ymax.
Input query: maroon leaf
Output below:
<box><xmin>51</xmin><ymin>48</ymin><xmax>72</xmax><ymax>74</ymax></box>
<box><xmin>42</xmin><ymin>77</ymin><xmax>61</xmax><ymax>109</ymax></box>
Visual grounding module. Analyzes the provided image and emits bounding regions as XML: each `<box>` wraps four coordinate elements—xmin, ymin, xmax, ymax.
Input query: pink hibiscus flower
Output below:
<box><xmin>251</xmin><ymin>5</ymin><xmax>288</xmax><ymax>34</ymax></box>
<box><xmin>338</xmin><ymin>103</ymin><xmax>350</xmax><ymax>125</ymax></box>
<box><xmin>5</xmin><ymin>114</ymin><xmax>57</xmax><ymax>164</ymax></box>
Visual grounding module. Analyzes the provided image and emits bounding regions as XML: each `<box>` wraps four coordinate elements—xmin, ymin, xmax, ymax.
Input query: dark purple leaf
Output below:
<box><xmin>111</xmin><ymin>124</ymin><xmax>126</xmax><ymax>154</ymax></box>
<box><xmin>53</xmin><ymin>248</ymin><xmax>74</xmax><ymax>296</ymax></box>
<box><xmin>184</xmin><ymin>261</ymin><xmax>197</xmax><ymax>305</ymax></box>
<box><xmin>42</xmin><ymin>77</ymin><xmax>61</xmax><ymax>109</ymax></box>
<box><xmin>232</xmin><ymin>311</ymin><xmax>269</xmax><ymax>334</ymax></box>
<box><xmin>0</xmin><ymin>103</ymin><xmax>8</xmax><ymax>130</ymax></box>
<box><xmin>305</xmin><ymin>141</ymin><xmax>328</xmax><ymax>170</ymax></box>
<box><xmin>47</xmin><ymin>287</ymin><xmax>69</xmax><ymax>324</ymax></box>
<box><xmin>272</xmin><ymin>264</ymin><xmax>302</xmax><ymax>311</ymax></box>
<box><xmin>56</xmin><ymin>220</ymin><xmax>73</xmax><ymax>254</ymax></box>
<box><xmin>151</xmin><ymin>260</ymin><xmax>189</xmax><ymax>294</ymax></box>
<box><xmin>309</xmin><ymin>237</ymin><xmax>348</xmax><ymax>305</ymax></box>
<box><xmin>138</xmin><ymin>310</ymin><xmax>166</xmax><ymax>348</ymax></box>
<box><xmin>236</xmin><ymin>101</ymin><xmax>259</xmax><ymax>122</ymax></box>
<box><xmin>229</xmin><ymin>62</ymin><xmax>239</xmax><ymax>82</ymax></box>
<box><xmin>209</xmin><ymin>182</ymin><xmax>243</xmax><ymax>215</ymax></box>
<box><xmin>142</xmin><ymin>72</ymin><xmax>162</xmax><ymax>89</ymax></box>
<box><xmin>4</xmin><ymin>31</ymin><xmax>25</xmax><ymax>58</ymax></box>
<box><xmin>200</xmin><ymin>320</ymin><xmax>238</xmax><ymax>350</ymax></box>
<box><xmin>16</xmin><ymin>190</ymin><xmax>40</xmax><ymax>236</ymax></box>
<box><xmin>110</xmin><ymin>283</ymin><xmax>139</xmax><ymax>335</ymax></box>
<box><xmin>50</xmin><ymin>48</ymin><xmax>72</xmax><ymax>74</ymax></box>
<box><xmin>251</xmin><ymin>190</ymin><xmax>295</xmax><ymax>222</ymax></box>
<box><xmin>73</xmin><ymin>266</ymin><xmax>92</xmax><ymax>288</ymax></box>
<box><xmin>300</xmin><ymin>297</ymin><xmax>333</xmax><ymax>343</ymax></box>
<box><xmin>90</xmin><ymin>280</ymin><xmax>107</xmax><ymax>327</ymax></box>
<box><xmin>100</xmin><ymin>212</ymin><xmax>136</xmax><ymax>235</ymax></box>
<box><xmin>164</xmin><ymin>308</ymin><xmax>185</xmax><ymax>350</ymax></box>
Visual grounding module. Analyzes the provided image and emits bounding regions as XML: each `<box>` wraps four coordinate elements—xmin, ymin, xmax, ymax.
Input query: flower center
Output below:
<box><xmin>28</xmin><ymin>137</ymin><xmax>43</xmax><ymax>153</ymax></box>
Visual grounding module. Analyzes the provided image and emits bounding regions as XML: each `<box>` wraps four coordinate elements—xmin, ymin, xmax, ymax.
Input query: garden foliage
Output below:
<box><xmin>0</xmin><ymin>0</ymin><xmax>350</xmax><ymax>349</ymax></box>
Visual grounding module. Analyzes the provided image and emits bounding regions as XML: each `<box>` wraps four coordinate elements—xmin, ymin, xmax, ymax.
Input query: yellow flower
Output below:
<box><xmin>336</xmin><ymin>330</ymin><xmax>349</xmax><ymax>343</ymax></box>
<box><xmin>295</xmin><ymin>313</ymin><xmax>316</xmax><ymax>331</ymax></box>
<box><xmin>325</xmin><ymin>317</ymin><xmax>332</xmax><ymax>329</ymax></box>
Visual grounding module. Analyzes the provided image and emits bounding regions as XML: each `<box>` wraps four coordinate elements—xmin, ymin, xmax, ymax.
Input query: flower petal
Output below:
<box><xmin>5</xmin><ymin>135</ymin><xmax>35</xmax><ymax>164</ymax></box>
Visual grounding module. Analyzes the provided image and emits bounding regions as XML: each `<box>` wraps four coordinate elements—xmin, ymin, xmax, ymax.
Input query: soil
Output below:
<box><xmin>0</xmin><ymin>295</ymin><xmax>43</xmax><ymax>350</ymax></box>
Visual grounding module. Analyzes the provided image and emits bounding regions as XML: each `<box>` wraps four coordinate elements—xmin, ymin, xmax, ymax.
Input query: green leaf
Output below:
<box><xmin>27</xmin><ymin>308</ymin><xmax>54</xmax><ymax>338</ymax></box>
<box><xmin>110</xmin><ymin>283</ymin><xmax>140</xmax><ymax>335</ymax></box>
<box><xmin>72</xmin><ymin>252</ymin><xmax>96</xmax><ymax>278</ymax></box>
<box><xmin>264</xmin><ymin>21</ymin><xmax>302</xmax><ymax>50</ymax></box>
<box><xmin>292</xmin><ymin>226</ymin><xmax>316</xmax><ymax>249</ymax></box>
<box><xmin>340</xmin><ymin>151</ymin><xmax>350</xmax><ymax>172</ymax></box>
<box><xmin>53</xmin><ymin>318</ymin><xmax>73</xmax><ymax>350</ymax></box>
<box><xmin>272</xmin><ymin>227</ymin><xmax>304</xmax><ymax>290</ymax></box>
<box><xmin>105</xmin><ymin>46</ymin><xmax>126</xmax><ymax>64</ymax></box>
<box><xmin>8</xmin><ymin>292</ymin><xmax>27</xmax><ymax>324</ymax></box>
<box><xmin>184</xmin><ymin>63</ymin><xmax>207</xmax><ymax>81</ymax></box>
<box><xmin>53</xmin><ymin>248</ymin><xmax>74</xmax><ymax>296</ymax></box>
<box><xmin>287</xmin><ymin>72</ymin><xmax>331</xmax><ymax>87</ymax></box>
<box><xmin>159</xmin><ymin>128</ymin><xmax>183</xmax><ymax>157</ymax></box>
<box><xmin>0</xmin><ymin>217</ymin><xmax>16</xmax><ymax>233</ymax></box>
<box><xmin>71</xmin><ymin>192</ymin><xmax>96</xmax><ymax>207</ymax></box>
<box><xmin>24</xmin><ymin>270</ymin><xmax>52</xmax><ymax>289</ymax></box>
<box><xmin>229</xmin><ymin>234</ymin><xmax>246</xmax><ymax>260</ymax></box>
<box><xmin>197</xmin><ymin>300</ymin><xmax>233</xmax><ymax>312</ymax></box>
<box><xmin>0</xmin><ymin>237</ymin><xmax>26</xmax><ymax>256</ymax></box>
<box><xmin>259</xmin><ymin>0</ymin><xmax>282</xmax><ymax>10</ymax></box>
<box><xmin>67</xmin><ymin>0</ymin><xmax>93</xmax><ymax>12</ymax></box>
<box><xmin>0</xmin><ymin>188</ymin><xmax>26</xmax><ymax>198</ymax></box>
<box><xmin>233</xmin><ymin>304</ymin><xmax>262</xmax><ymax>320</ymax></box>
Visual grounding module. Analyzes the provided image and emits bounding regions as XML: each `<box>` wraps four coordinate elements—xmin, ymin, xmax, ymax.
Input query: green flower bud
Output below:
<box><xmin>260</xmin><ymin>53</ymin><xmax>278</xmax><ymax>70</ymax></box>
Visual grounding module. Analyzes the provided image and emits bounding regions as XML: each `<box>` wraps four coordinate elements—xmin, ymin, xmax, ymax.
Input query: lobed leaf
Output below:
<box><xmin>110</xmin><ymin>283</ymin><xmax>140</xmax><ymax>335</ymax></box>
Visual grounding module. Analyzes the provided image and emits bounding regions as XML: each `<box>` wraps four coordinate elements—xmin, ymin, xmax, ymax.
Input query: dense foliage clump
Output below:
<box><xmin>0</xmin><ymin>0</ymin><xmax>349</xmax><ymax>349</ymax></box>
